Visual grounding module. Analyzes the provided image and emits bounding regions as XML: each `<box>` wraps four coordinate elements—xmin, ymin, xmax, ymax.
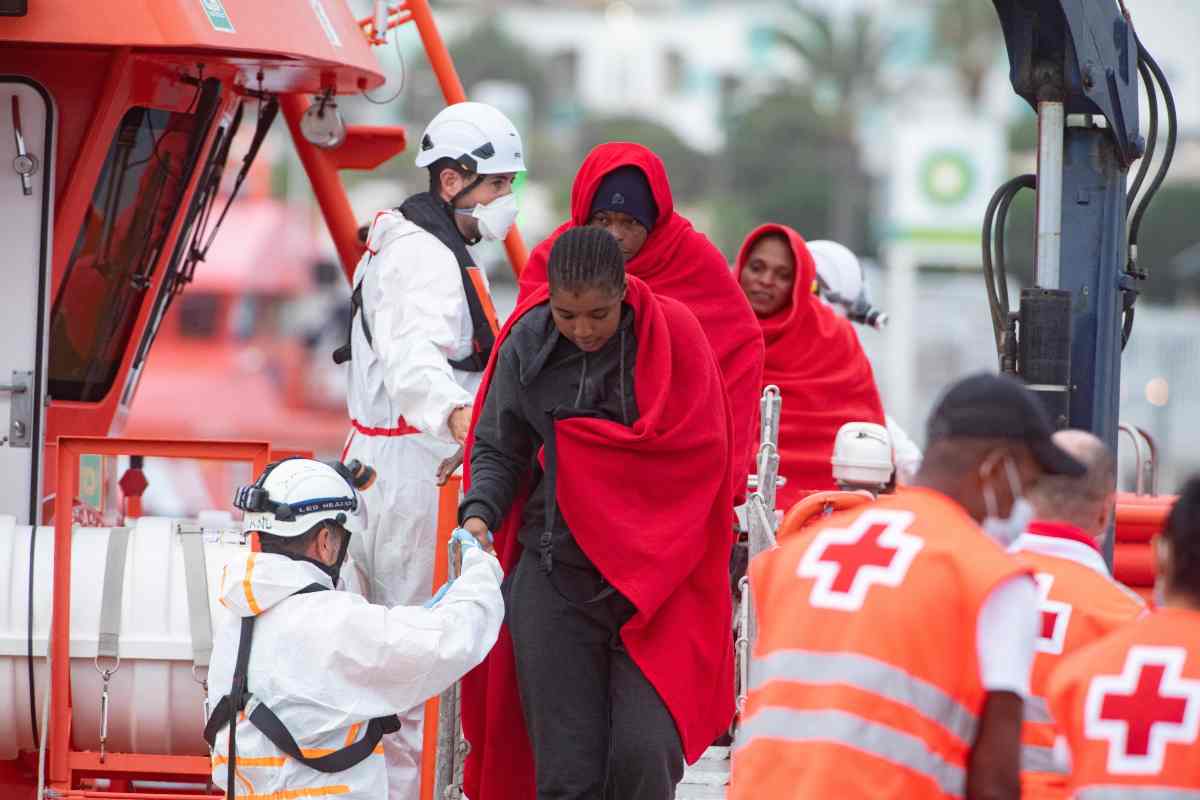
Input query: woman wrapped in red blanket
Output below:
<box><xmin>735</xmin><ymin>223</ymin><xmax>886</xmax><ymax>511</ymax></box>
<box><xmin>459</xmin><ymin>226</ymin><xmax>736</xmax><ymax>800</ymax></box>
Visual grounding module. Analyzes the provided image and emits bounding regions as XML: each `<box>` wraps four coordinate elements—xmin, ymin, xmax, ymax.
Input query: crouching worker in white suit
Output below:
<box><xmin>335</xmin><ymin>101</ymin><xmax>525</xmax><ymax>798</ymax></box>
<box><xmin>205</xmin><ymin>458</ymin><xmax>503</xmax><ymax>800</ymax></box>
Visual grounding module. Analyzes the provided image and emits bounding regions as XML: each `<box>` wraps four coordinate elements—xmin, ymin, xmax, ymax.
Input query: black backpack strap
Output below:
<box><xmin>447</xmin><ymin>266</ymin><xmax>496</xmax><ymax>373</ymax></box>
<box><xmin>332</xmin><ymin>281</ymin><xmax>371</xmax><ymax>365</ymax></box>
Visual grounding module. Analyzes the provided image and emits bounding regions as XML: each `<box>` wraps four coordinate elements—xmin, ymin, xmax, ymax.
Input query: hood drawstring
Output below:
<box><xmin>619</xmin><ymin>327</ymin><xmax>629</xmax><ymax>426</ymax></box>
<box><xmin>574</xmin><ymin>352</ymin><xmax>588</xmax><ymax>408</ymax></box>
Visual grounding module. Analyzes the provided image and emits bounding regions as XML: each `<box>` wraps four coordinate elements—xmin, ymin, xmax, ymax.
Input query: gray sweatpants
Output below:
<box><xmin>507</xmin><ymin>549</ymin><xmax>685</xmax><ymax>800</ymax></box>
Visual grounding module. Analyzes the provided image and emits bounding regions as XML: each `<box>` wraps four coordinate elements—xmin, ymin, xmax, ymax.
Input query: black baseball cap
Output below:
<box><xmin>926</xmin><ymin>372</ymin><xmax>1086</xmax><ymax>477</ymax></box>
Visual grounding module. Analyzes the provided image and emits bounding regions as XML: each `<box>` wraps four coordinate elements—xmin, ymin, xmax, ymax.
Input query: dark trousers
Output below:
<box><xmin>507</xmin><ymin>549</ymin><xmax>685</xmax><ymax>800</ymax></box>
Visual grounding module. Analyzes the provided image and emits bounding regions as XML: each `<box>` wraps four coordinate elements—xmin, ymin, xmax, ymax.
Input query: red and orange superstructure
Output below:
<box><xmin>0</xmin><ymin>2</ymin><xmax>523</xmax><ymax>797</ymax></box>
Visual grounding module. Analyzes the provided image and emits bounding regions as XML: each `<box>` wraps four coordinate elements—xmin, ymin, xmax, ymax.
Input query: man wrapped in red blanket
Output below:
<box><xmin>518</xmin><ymin>142</ymin><xmax>763</xmax><ymax>497</ymax></box>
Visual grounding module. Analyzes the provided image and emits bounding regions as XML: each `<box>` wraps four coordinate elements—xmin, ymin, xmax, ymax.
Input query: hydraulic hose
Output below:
<box><xmin>1128</xmin><ymin>39</ymin><xmax>1178</xmax><ymax>276</ymax></box>
<box><xmin>981</xmin><ymin>174</ymin><xmax>1036</xmax><ymax>364</ymax></box>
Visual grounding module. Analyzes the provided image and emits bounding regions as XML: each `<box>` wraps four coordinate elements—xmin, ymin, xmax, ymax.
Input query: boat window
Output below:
<box><xmin>48</xmin><ymin>105</ymin><xmax>208</xmax><ymax>402</ymax></box>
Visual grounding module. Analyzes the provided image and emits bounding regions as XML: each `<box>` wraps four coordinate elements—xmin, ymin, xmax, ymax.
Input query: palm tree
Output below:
<box><xmin>771</xmin><ymin>3</ymin><xmax>895</xmax><ymax>247</ymax></box>
<box><xmin>929</xmin><ymin>0</ymin><xmax>1004</xmax><ymax>109</ymax></box>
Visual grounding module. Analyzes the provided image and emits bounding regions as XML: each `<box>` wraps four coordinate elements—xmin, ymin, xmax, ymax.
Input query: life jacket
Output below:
<box><xmin>203</xmin><ymin>582</ymin><xmax>401</xmax><ymax>799</ymax></box>
<box><xmin>333</xmin><ymin>192</ymin><xmax>498</xmax><ymax>371</ymax></box>
<box><xmin>1010</xmin><ymin>530</ymin><xmax>1146</xmax><ymax>800</ymax></box>
<box><xmin>1048</xmin><ymin>607</ymin><xmax>1200</xmax><ymax>798</ymax></box>
<box><xmin>732</xmin><ymin>487</ymin><xmax>1030</xmax><ymax>800</ymax></box>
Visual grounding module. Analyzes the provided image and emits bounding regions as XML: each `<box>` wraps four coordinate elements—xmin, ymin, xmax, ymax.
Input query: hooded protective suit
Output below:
<box><xmin>735</xmin><ymin>224</ymin><xmax>886</xmax><ymax>510</ymax></box>
<box><xmin>208</xmin><ymin>546</ymin><xmax>503</xmax><ymax>800</ymax></box>
<box><xmin>517</xmin><ymin>142</ymin><xmax>763</xmax><ymax>497</ymax></box>
<box><xmin>341</xmin><ymin>201</ymin><xmax>491</xmax><ymax>798</ymax></box>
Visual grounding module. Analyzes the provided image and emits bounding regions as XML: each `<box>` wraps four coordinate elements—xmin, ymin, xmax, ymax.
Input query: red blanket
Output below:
<box><xmin>735</xmin><ymin>224</ymin><xmax>885</xmax><ymax>510</ymax></box>
<box><xmin>462</xmin><ymin>277</ymin><xmax>736</xmax><ymax>800</ymax></box>
<box><xmin>518</xmin><ymin>142</ymin><xmax>763</xmax><ymax>499</ymax></box>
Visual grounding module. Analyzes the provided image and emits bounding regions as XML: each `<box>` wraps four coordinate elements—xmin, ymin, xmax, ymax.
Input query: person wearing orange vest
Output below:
<box><xmin>731</xmin><ymin>372</ymin><xmax>1086</xmax><ymax>800</ymax></box>
<box><xmin>1009</xmin><ymin>430</ymin><xmax>1146</xmax><ymax>799</ymax></box>
<box><xmin>1048</xmin><ymin>476</ymin><xmax>1200</xmax><ymax>798</ymax></box>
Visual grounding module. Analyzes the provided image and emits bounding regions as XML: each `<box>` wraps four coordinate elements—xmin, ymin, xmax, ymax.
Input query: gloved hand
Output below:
<box><xmin>451</xmin><ymin>526</ymin><xmax>495</xmax><ymax>578</ymax></box>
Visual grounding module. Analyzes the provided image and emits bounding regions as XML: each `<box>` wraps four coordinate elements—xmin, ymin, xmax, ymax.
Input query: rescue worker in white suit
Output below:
<box><xmin>807</xmin><ymin>239</ymin><xmax>923</xmax><ymax>483</ymax></box>
<box><xmin>334</xmin><ymin>102</ymin><xmax>524</xmax><ymax>798</ymax></box>
<box><xmin>205</xmin><ymin>457</ymin><xmax>503</xmax><ymax>800</ymax></box>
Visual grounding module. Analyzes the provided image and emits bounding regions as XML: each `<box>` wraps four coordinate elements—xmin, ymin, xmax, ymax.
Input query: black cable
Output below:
<box><xmin>27</xmin><ymin>525</ymin><xmax>37</xmax><ymax>746</ymax></box>
<box><xmin>1128</xmin><ymin>39</ymin><xmax>1177</xmax><ymax>271</ymax></box>
<box><xmin>981</xmin><ymin>174</ymin><xmax>1036</xmax><ymax>361</ymax></box>
<box><xmin>1127</xmin><ymin>56</ymin><xmax>1158</xmax><ymax>213</ymax></box>
<box><xmin>362</xmin><ymin>23</ymin><xmax>406</xmax><ymax>105</ymax></box>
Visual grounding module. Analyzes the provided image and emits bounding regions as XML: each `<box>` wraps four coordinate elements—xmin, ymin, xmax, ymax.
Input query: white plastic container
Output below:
<box><xmin>0</xmin><ymin>515</ymin><xmax>249</xmax><ymax>758</ymax></box>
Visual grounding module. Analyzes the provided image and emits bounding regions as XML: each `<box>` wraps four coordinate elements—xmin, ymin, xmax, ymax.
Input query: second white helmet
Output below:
<box><xmin>235</xmin><ymin>458</ymin><xmax>368</xmax><ymax>538</ymax></box>
<box><xmin>415</xmin><ymin>102</ymin><xmax>526</xmax><ymax>175</ymax></box>
<box><xmin>808</xmin><ymin>240</ymin><xmax>863</xmax><ymax>307</ymax></box>
<box><xmin>831</xmin><ymin>422</ymin><xmax>894</xmax><ymax>490</ymax></box>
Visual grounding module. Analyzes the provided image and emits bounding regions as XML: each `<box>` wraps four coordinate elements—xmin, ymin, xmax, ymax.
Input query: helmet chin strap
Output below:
<box><xmin>443</xmin><ymin>173</ymin><xmax>485</xmax><ymax>246</ymax></box>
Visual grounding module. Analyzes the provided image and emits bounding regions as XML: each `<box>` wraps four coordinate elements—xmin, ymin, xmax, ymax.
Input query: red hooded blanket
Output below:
<box><xmin>518</xmin><ymin>142</ymin><xmax>763</xmax><ymax>496</ymax></box>
<box><xmin>461</xmin><ymin>276</ymin><xmax>736</xmax><ymax>800</ymax></box>
<box><xmin>735</xmin><ymin>224</ymin><xmax>886</xmax><ymax>510</ymax></box>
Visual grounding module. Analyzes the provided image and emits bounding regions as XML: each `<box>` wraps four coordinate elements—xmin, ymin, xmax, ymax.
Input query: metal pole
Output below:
<box><xmin>279</xmin><ymin>94</ymin><xmax>363</xmax><ymax>282</ymax></box>
<box><xmin>1035</xmin><ymin>101</ymin><xmax>1065</xmax><ymax>288</ymax></box>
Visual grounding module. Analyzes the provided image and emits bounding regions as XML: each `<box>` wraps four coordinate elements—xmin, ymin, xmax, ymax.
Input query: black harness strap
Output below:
<box><xmin>332</xmin><ymin>193</ymin><xmax>496</xmax><ymax>371</ymax></box>
<box><xmin>332</xmin><ymin>283</ymin><xmax>369</xmax><ymax>366</ymax></box>
<box><xmin>204</xmin><ymin>583</ymin><xmax>399</xmax><ymax>797</ymax></box>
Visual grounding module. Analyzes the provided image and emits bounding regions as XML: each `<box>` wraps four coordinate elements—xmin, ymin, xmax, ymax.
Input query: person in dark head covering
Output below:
<box><xmin>587</xmin><ymin>164</ymin><xmax>660</xmax><ymax>261</ymax></box>
<box><xmin>518</xmin><ymin>143</ymin><xmax>764</xmax><ymax>500</ymax></box>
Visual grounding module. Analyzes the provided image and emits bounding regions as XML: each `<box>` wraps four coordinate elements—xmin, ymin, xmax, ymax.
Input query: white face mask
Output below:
<box><xmin>980</xmin><ymin>454</ymin><xmax>1035</xmax><ymax>546</ymax></box>
<box><xmin>458</xmin><ymin>192</ymin><xmax>519</xmax><ymax>241</ymax></box>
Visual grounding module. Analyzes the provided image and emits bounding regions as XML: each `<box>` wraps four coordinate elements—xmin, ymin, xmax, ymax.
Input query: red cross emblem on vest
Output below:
<box><xmin>1084</xmin><ymin>645</ymin><xmax>1200</xmax><ymax>774</ymax></box>
<box><xmin>797</xmin><ymin>509</ymin><xmax>923</xmax><ymax>611</ymax></box>
<box><xmin>1034</xmin><ymin>572</ymin><xmax>1072</xmax><ymax>655</ymax></box>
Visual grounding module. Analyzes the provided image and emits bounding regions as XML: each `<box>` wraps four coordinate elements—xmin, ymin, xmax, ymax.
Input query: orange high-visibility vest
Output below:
<box><xmin>732</xmin><ymin>487</ymin><xmax>1031</xmax><ymax>800</ymax></box>
<box><xmin>1011</xmin><ymin>529</ymin><xmax>1146</xmax><ymax>800</ymax></box>
<box><xmin>1048</xmin><ymin>608</ymin><xmax>1200</xmax><ymax>799</ymax></box>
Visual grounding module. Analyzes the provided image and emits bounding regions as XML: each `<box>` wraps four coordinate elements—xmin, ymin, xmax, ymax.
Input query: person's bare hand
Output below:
<box><xmin>448</xmin><ymin>406</ymin><xmax>472</xmax><ymax>445</ymax></box>
<box><xmin>462</xmin><ymin>517</ymin><xmax>495</xmax><ymax>555</ymax></box>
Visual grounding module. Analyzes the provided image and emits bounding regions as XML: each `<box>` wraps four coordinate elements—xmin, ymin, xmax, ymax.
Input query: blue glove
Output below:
<box><xmin>451</xmin><ymin>526</ymin><xmax>492</xmax><ymax>551</ymax></box>
<box><xmin>424</xmin><ymin>580</ymin><xmax>453</xmax><ymax>608</ymax></box>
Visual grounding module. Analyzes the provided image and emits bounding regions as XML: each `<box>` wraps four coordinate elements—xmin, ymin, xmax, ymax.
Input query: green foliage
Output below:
<box><xmin>576</xmin><ymin>115</ymin><xmax>709</xmax><ymax>202</ymax></box>
<box><xmin>929</xmin><ymin>0</ymin><xmax>1004</xmax><ymax>107</ymax></box>
<box><xmin>773</xmin><ymin>3</ymin><xmax>894</xmax><ymax>131</ymax></box>
<box><xmin>716</xmin><ymin>90</ymin><xmax>868</xmax><ymax>257</ymax></box>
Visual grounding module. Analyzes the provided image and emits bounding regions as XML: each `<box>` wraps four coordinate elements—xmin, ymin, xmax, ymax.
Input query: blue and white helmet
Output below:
<box><xmin>234</xmin><ymin>458</ymin><xmax>368</xmax><ymax>538</ymax></box>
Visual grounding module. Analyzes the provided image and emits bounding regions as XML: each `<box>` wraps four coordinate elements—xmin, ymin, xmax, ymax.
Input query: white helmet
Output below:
<box><xmin>234</xmin><ymin>458</ymin><xmax>369</xmax><ymax>538</ymax></box>
<box><xmin>415</xmin><ymin>102</ymin><xmax>526</xmax><ymax>175</ymax></box>
<box><xmin>831</xmin><ymin>422</ymin><xmax>894</xmax><ymax>490</ymax></box>
<box><xmin>808</xmin><ymin>240</ymin><xmax>863</xmax><ymax>307</ymax></box>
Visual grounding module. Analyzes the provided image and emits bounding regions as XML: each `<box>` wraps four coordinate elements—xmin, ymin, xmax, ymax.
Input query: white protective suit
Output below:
<box><xmin>885</xmin><ymin>414</ymin><xmax>923</xmax><ymax>484</ymax></box>
<box><xmin>209</xmin><ymin>546</ymin><xmax>503</xmax><ymax>800</ymax></box>
<box><xmin>341</xmin><ymin>208</ymin><xmax>489</xmax><ymax>798</ymax></box>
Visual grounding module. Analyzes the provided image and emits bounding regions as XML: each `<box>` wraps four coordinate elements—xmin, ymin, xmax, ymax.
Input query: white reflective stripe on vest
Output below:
<box><xmin>750</xmin><ymin>649</ymin><xmax>978</xmax><ymax>745</ymax></box>
<box><xmin>1078</xmin><ymin>788</ymin><xmax>1200</xmax><ymax>800</ymax></box>
<box><xmin>735</xmin><ymin>707</ymin><xmax>967</xmax><ymax>799</ymax></box>
<box><xmin>1025</xmin><ymin>694</ymin><xmax>1053</xmax><ymax>725</ymax></box>
<box><xmin>1021</xmin><ymin>743</ymin><xmax>1065</xmax><ymax>774</ymax></box>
